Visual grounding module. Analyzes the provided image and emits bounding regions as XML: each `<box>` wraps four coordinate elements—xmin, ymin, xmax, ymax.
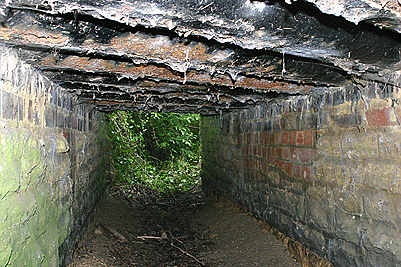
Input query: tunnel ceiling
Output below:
<box><xmin>0</xmin><ymin>0</ymin><xmax>401</xmax><ymax>114</ymax></box>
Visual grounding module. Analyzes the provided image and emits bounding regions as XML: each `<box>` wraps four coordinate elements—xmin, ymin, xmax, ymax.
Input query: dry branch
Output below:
<box><xmin>137</xmin><ymin>235</ymin><xmax>164</xmax><ymax>241</ymax></box>
<box><xmin>170</xmin><ymin>242</ymin><xmax>205</xmax><ymax>266</ymax></box>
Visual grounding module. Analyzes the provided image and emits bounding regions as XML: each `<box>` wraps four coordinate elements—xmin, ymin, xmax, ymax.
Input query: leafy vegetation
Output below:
<box><xmin>106</xmin><ymin>111</ymin><xmax>201</xmax><ymax>192</ymax></box>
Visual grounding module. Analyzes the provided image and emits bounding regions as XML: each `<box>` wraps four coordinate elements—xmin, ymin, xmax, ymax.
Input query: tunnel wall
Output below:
<box><xmin>0</xmin><ymin>47</ymin><xmax>109</xmax><ymax>266</ymax></box>
<box><xmin>201</xmin><ymin>83</ymin><xmax>401</xmax><ymax>267</ymax></box>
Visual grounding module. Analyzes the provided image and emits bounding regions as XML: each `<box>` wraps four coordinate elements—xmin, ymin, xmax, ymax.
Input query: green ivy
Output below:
<box><xmin>106</xmin><ymin>111</ymin><xmax>200</xmax><ymax>192</ymax></box>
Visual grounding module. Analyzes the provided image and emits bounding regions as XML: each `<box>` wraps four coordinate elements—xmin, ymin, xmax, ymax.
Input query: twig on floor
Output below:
<box><xmin>137</xmin><ymin>235</ymin><xmax>164</xmax><ymax>240</ymax></box>
<box><xmin>172</xmin><ymin>236</ymin><xmax>185</xmax><ymax>245</ymax></box>
<box><xmin>170</xmin><ymin>242</ymin><xmax>205</xmax><ymax>266</ymax></box>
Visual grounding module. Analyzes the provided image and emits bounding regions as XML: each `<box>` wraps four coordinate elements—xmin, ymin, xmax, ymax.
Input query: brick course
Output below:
<box><xmin>201</xmin><ymin>84</ymin><xmax>401</xmax><ymax>267</ymax></box>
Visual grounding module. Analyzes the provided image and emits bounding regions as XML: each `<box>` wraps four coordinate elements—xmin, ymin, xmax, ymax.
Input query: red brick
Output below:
<box><xmin>281</xmin><ymin>131</ymin><xmax>289</xmax><ymax>145</ymax></box>
<box><xmin>275</xmin><ymin>147</ymin><xmax>282</xmax><ymax>158</ymax></box>
<box><xmin>274</xmin><ymin>132</ymin><xmax>281</xmax><ymax>145</ymax></box>
<box><xmin>289</xmin><ymin>131</ymin><xmax>296</xmax><ymax>145</ymax></box>
<box><xmin>304</xmin><ymin>130</ymin><xmax>313</xmax><ymax>147</ymax></box>
<box><xmin>296</xmin><ymin>131</ymin><xmax>304</xmax><ymax>146</ymax></box>
<box><xmin>366</xmin><ymin>108</ymin><xmax>390</xmax><ymax>127</ymax></box>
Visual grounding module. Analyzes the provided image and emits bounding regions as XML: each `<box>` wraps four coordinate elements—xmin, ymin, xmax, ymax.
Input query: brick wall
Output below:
<box><xmin>0</xmin><ymin>45</ymin><xmax>109</xmax><ymax>266</ymax></box>
<box><xmin>201</xmin><ymin>83</ymin><xmax>401</xmax><ymax>267</ymax></box>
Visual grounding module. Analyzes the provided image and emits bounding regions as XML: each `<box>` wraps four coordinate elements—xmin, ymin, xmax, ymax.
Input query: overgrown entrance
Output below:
<box><xmin>70</xmin><ymin>111</ymin><xmax>304</xmax><ymax>267</ymax></box>
<box><xmin>107</xmin><ymin>111</ymin><xmax>201</xmax><ymax>193</ymax></box>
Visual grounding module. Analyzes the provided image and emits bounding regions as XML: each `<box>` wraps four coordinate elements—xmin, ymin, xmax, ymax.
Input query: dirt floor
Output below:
<box><xmin>70</xmin><ymin>186</ymin><xmax>300</xmax><ymax>267</ymax></box>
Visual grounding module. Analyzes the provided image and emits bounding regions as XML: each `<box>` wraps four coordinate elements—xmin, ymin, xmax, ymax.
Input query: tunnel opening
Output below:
<box><xmin>71</xmin><ymin>109</ymin><xmax>315</xmax><ymax>267</ymax></box>
<box><xmin>106</xmin><ymin>110</ymin><xmax>201</xmax><ymax>192</ymax></box>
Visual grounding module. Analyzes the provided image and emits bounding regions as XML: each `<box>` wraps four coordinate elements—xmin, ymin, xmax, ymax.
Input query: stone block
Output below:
<box><xmin>334</xmin><ymin>207</ymin><xmax>362</xmax><ymax>245</ymax></box>
<box><xmin>366</xmin><ymin>108</ymin><xmax>392</xmax><ymax>127</ymax></box>
<box><xmin>200</xmin><ymin>93</ymin><xmax>401</xmax><ymax>266</ymax></box>
<box><xmin>289</xmin><ymin>130</ymin><xmax>296</xmax><ymax>145</ymax></box>
<box><xmin>363</xmin><ymin>189</ymin><xmax>401</xmax><ymax>227</ymax></box>
<box><xmin>305</xmin><ymin>186</ymin><xmax>335</xmax><ymax>232</ymax></box>
<box><xmin>296</xmin><ymin>130</ymin><xmax>304</xmax><ymax>146</ymax></box>
<box><xmin>362</xmin><ymin>218</ymin><xmax>401</xmax><ymax>259</ymax></box>
<box><xmin>304</xmin><ymin>129</ymin><xmax>314</xmax><ymax>147</ymax></box>
<box><xmin>269</xmin><ymin>188</ymin><xmax>306</xmax><ymax>221</ymax></box>
<box><xmin>281</xmin><ymin>130</ymin><xmax>289</xmax><ymax>144</ymax></box>
<box><xmin>328</xmin><ymin>239</ymin><xmax>360</xmax><ymax>267</ymax></box>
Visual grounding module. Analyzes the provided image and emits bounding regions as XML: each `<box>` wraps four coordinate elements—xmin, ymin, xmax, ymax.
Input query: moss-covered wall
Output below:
<box><xmin>201</xmin><ymin>84</ymin><xmax>401</xmax><ymax>267</ymax></box>
<box><xmin>0</xmin><ymin>46</ymin><xmax>109</xmax><ymax>266</ymax></box>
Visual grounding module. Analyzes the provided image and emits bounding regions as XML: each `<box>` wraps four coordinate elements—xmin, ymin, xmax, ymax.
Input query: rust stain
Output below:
<box><xmin>1</xmin><ymin>23</ymin><xmax>304</xmax><ymax>94</ymax></box>
<box><xmin>44</xmin><ymin>55</ymin><xmax>310</xmax><ymax>93</ymax></box>
<box><xmin>105</xmin><ymin>33</ymin><xmax>213</xmax><ymax>62</ymax></box>
<box><xmin>59</xmin><ymin>56</ymin><xmax>116</xmax><ymax>72</ymax></box>
<box><xmin>0</xmin><ymin>26</ymin><xmax>69</xmax><ymax>45</ymax></box>
<box><xmin>41</xmin><ymin>55</ymin><xmax>58</xmax><ymax>66</ymax></box>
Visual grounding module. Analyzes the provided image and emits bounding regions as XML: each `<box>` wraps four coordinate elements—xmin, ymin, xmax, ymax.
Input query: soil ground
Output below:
<box><xmin>70</xmin><ymin>186</ymin><xmax>300</xmax><ymax>267</ymax></box>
